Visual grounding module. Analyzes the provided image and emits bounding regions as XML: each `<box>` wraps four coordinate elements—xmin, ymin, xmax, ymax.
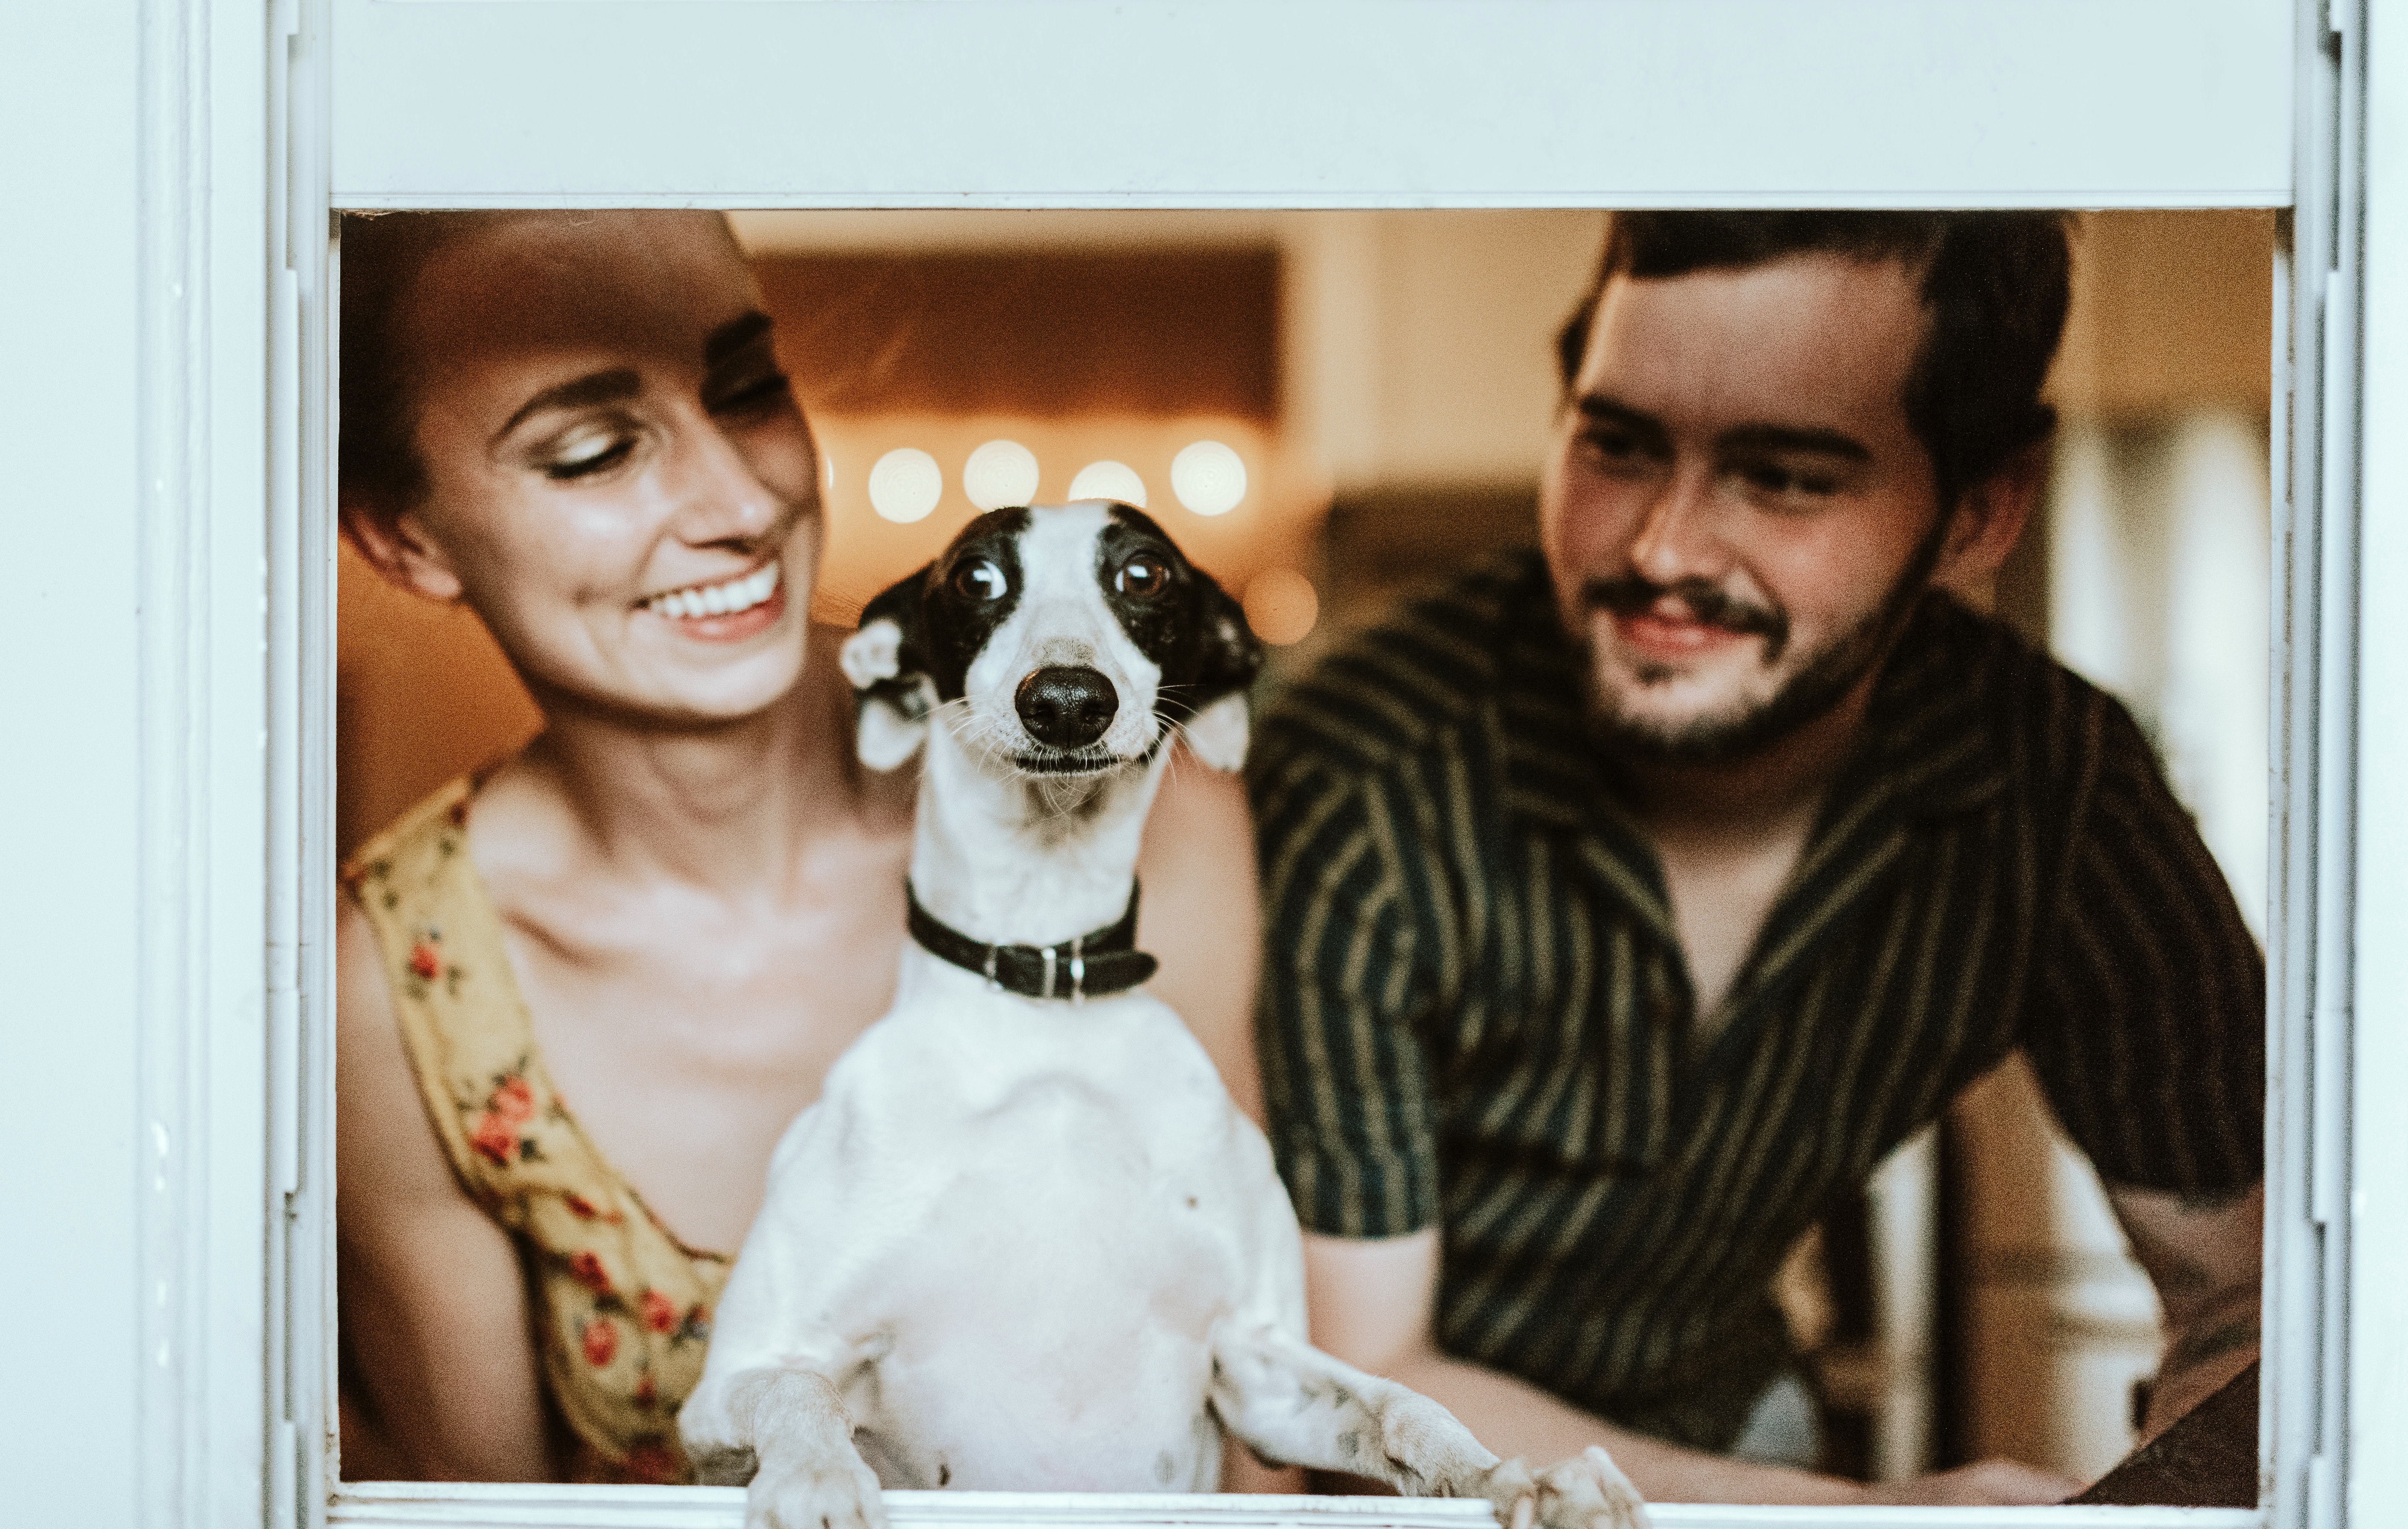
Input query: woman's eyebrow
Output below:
<box><xmin>491</xmin><ymin>368</ymin><xmax>642</xmax><ymax>445</ymax></box>
<box><xmin>704</xmin><ymin>309</ymin><xmax>775</xmax><ymax>368</ymax></box>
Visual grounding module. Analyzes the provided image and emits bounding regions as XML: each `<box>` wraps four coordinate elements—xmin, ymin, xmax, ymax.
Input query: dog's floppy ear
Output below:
<box><xmin>840</xmin><ymin>566</ymin><xmax>938</xmax><ymax>771</ymax></box>
<box><xmin>1179</xmin><ymin>572</ymin><xmax>1266</xmax><ymax>773</ymax></box>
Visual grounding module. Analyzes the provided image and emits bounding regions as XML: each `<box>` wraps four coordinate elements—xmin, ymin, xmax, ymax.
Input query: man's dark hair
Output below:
<box><xmin>1556</xmin><ymin>211</ymin><xmax>2073</xmax><ymax>513</ymax></box>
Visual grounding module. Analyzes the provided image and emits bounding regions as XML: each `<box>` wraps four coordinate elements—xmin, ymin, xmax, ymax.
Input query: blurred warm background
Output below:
<box><xmin>337</xmin><ymin>210</ymin><xmax>1609</xmax><ymax>853</ymax></box>
<box><xmin>337</xmin><ymin>208</ymin><xmax>2273</xmax><ymax>1489</ymax></box>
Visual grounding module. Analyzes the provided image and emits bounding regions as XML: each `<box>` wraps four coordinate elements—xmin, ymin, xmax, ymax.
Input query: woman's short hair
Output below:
<box><xmin>1555</xmin><ymin>210</ymin><xmax>2073</xmax><ymax>513</ymax></box>
<box><xmin>338</xmin><ymin>211</ymin><xmax>522</xmax><ymax>529</ymax></box>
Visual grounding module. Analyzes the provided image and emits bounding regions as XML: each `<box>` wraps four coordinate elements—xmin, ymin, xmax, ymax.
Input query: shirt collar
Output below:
<box><xmin>1833</xmin><ymin>592</ymin><xmax>2016</xmax><ymax>822</ymax></box>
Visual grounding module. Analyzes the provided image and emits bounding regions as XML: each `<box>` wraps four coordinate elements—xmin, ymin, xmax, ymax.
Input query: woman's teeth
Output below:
<box><xmin>645</xmin><ymin>562</ymin><xmax>781</xmax><ymax>621</ymax></box>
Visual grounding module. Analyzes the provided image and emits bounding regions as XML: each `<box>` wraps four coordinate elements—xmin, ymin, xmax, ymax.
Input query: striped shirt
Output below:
<box><xmin>1248</xmin><ymin>550</ymin><xmax>2263</xmax><ymax>1451</ymax></box>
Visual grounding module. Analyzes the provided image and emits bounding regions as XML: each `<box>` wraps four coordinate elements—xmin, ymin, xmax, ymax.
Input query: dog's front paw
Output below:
<box><xmin>745</xmin><ymin>1450</ymin><xmax>888</xmax><ymax>1529</ymax></box>
<box><xmin>1478</xmin><ymin>1447</ymin><xmax>1648</xmax><ymax>1529</ymax></box>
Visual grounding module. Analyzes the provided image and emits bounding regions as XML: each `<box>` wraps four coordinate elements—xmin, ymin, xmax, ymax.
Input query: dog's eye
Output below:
<box><xmin>950</xmin><ymin>558</ymin><xmax>1009</xmax><ymax>603</ymax></box>
<box><xmin>1115</xmin><ymin>554</ymin><xmax>1172</xmax><ymax>601</ymax></box>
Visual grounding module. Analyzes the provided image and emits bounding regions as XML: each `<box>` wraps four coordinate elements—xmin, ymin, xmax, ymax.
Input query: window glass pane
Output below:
<box><xmin>334</xmin><ymin>210</ymin><xmax>2271</xmax><ymax>1515</ymax></box>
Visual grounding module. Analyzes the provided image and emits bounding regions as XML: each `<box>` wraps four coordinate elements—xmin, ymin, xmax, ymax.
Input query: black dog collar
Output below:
<box><xmin>905</xmin><ymin>882</ymin><xmax>1157</xmax><ymax>1001</ymax></box>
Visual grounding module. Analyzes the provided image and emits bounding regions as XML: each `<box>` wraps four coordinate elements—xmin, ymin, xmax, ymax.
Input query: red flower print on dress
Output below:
<box><xmin>623</xmin><ymin>1439</ymin><xmax>678</xmax><ymax>1484</ymax></box>
<box><xmin>470</xmin><ymin>1111</ymin><xmax>518</xmax><ymax>1167</ymax></box>
<box><xmin>634</xmin><ymin>1371</ymin><xmax>659</xmax><ymax>1407</ymax></box>
<box><xmin>581</xmin><ymin>1316</ymin><xmax>618</xmax><ymax>1368</ymax></box>
<box><xmin>639</xmin><ymin>1289</ymin><xmax>677</xmax><ymax>1334</ymax></box>
<box><xmin>408</xmin><ymin>940</ymin><xmax>441</xmax><ymax>980</ymax></box>
<box><xmin>491</xmin><ymin>1073</ymin><xmax>536</xmax><ymax>1128</ymax></box>
<box><xmin>567</xmin><ymin>1251</ymin><xmax>612</xmax><ymax>1294</ymax></box>
<box><xmin>468</xmin><ymin>1073</ymin><xmax>537</xmax><ymax>1166</ymax></box>
<box><xmin>564</xmin><ymin>1191</ymin><xmax>601</xmax><ymax>1220</ymax></box>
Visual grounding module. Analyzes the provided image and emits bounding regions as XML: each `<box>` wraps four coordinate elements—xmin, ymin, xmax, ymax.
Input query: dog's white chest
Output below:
<box><xmin>723</xmin><ymin>973</ymin><xmax>1283</xmax><ymax>1492</ymax></box>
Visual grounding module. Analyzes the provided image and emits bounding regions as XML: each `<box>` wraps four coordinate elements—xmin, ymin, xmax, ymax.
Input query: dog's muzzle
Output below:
<box><xmin>1015</xmin><ymin>665</ymin><xmax>1118</xmax><ymax>750</ymax></box>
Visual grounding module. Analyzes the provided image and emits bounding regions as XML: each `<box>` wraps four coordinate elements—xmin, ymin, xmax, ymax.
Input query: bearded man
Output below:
<box><xmin>1248</xmin><ymin>212</ymin><xmax>2264</xmax><ymax>1508</ymax></box>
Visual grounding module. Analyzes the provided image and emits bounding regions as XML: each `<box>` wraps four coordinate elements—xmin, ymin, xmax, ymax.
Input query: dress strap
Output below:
<box><xmin>346</xmin><ymin>779</ymin><xmax>550</xmax><ymax>1223</ymax></box>
<box><xmin>343</xmin><ymin>775</ymin><xmax>729</xmax><ymax>1483</ymax></box>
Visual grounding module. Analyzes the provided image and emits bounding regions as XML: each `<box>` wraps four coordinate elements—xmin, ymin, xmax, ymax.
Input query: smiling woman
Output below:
<box><xmin>328</xmin><ymin>211</ymin><xmax>1266</xmax><ymax>1485</ymax></box>
<box><xmin>340</xmin><ymin>215</ymin><xmax>823</xmax><ymax>721</ymax></box>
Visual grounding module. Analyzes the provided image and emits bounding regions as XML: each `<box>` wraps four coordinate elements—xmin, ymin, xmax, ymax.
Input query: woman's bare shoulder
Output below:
<box><xmin>452</xmin><ymin>747</ymin><xmax>585</xmax><ymax>882</ymax></box>
<box><xmin>334</xmin><ymin>895</ymin><xmax>475</xmax><ymax>1208</ymax></box>
<box><xmin>333</xmin><ymin>892</ymin><xmax>555</xmax><ymax>1476</ymax></box>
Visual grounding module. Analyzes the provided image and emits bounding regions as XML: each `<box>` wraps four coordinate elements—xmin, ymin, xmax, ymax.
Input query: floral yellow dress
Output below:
<box><xmin>344</xmin><ymin>777</ymin><xmax>730</xmax><ymax>1484</ymax></box>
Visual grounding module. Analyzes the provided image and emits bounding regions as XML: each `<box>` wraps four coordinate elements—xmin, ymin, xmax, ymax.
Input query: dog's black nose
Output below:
<box><xmin>1016</xmin><ymin>666</ymin><xmax>1119</xmax><ymax>749</ymax></box>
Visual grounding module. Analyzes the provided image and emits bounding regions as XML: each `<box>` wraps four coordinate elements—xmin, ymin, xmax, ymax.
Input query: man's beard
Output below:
<box><xmin>1574</xmin><ymin>550</ymin><xmax>1935</xmax><ymax>767</ymax></box>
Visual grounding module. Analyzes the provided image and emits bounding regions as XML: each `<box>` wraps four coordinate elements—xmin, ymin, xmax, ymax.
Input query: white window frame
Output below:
<box><xmin>94</xmin><ymin>1</ymin><xmax>2405</xmax><ymax>1526</ymax></box>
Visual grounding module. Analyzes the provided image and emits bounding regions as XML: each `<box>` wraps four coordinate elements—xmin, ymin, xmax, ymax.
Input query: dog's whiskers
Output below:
<box><xmin>1152</xmin><ymin>685</ymin><xmax>1205</xmax><ymax>725</ymax></box>
<box><xmin>932</xmin><ymin>697</ymin><xmax>1024</xmax><ymax>770</ymax></box>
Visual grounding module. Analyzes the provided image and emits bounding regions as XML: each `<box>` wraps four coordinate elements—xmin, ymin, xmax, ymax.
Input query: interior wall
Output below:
<box><xmin>2052</xmin><ymin>210</ymin><xmax>2276</xmax><ymax>418</ymax></box>
<box><xmin>337</xmin><ymin>550</ymin><xmax>542</xmax><ymax>859</ymax></box>
<box><xmin>1282</xmin><ymin>210</ymin><xmax>1606</xmax><ymax>493</ymax></box>
<box><xmin>750</xmin><ymin>249</ymin><xmax>1280</xmax><ymax>420</ymax></box>
<box><xmin>1259</xmin><ymin>211</ymin><xmax>1605</xmax><ymax>688</ymax></box>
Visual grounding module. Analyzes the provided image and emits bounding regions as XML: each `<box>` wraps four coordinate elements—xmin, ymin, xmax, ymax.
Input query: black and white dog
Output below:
<box><xmin>680</xmin><ymin>502</ymin><xmax>1646</xmax><ymax>1529</ymax></box>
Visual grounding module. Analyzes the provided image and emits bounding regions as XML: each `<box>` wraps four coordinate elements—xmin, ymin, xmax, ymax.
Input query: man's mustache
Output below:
<box><xmin>1580</xmin><ymin>574</ymin><xmax>1790</xmax><ymax>660</ymax></box>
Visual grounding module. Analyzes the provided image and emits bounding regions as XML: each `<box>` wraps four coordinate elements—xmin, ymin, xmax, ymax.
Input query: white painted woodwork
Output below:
<box><xmin>2349</xmin><ymin>2</ymin><xmax>2408</xmax><ymax>1521</ymax></box>
<box><xmin>326</xmin><ymin>0</ymin><xmax>2291</xmax><ymax>209</ymax></box>
<box><xmin>17</xmin><ymin>0</ymin><xmax>2397</xmax><ymax>1525</ymax></box>
<box><xmin>328</xmin><ymin>1485</ymin><xmax>2261</xmax><ymax>1529</ymax></box>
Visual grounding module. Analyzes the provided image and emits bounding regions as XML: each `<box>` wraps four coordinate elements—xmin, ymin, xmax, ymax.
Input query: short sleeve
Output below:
<box><xmin>1249</xmin><ymin>742</ymin><xmax>1442</xmax><ymax>1240</ymax></box>
<box><xmin>2023</xmin><ymin>693</ymin><xmax>2266</xmax><ymax>1194</ymax></box>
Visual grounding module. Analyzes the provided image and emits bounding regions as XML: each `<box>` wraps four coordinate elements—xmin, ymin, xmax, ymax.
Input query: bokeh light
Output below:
<box><xmin>962</xmin><ymin>439</ymin><xmax>1041</xmax><ymax>512</ymax></box>
<box><xmin>1170</xmin><ymin>439</ymin><xmax>1247</xmax><ymax>516</ymax></box>
<box><xmin>868</xmin><ymin>447</ymin><xmax>943</xmax><ymax>524</ymax></box>
<box><xmin>1067</xmin><ymin>460</ymin><xmax>1148</xmax><ymax>508</ymax></box>
<box><xmin>1243</xmin><ymin>567</ymin><xmax>1320</xmax><ymax>646</ymax></box>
